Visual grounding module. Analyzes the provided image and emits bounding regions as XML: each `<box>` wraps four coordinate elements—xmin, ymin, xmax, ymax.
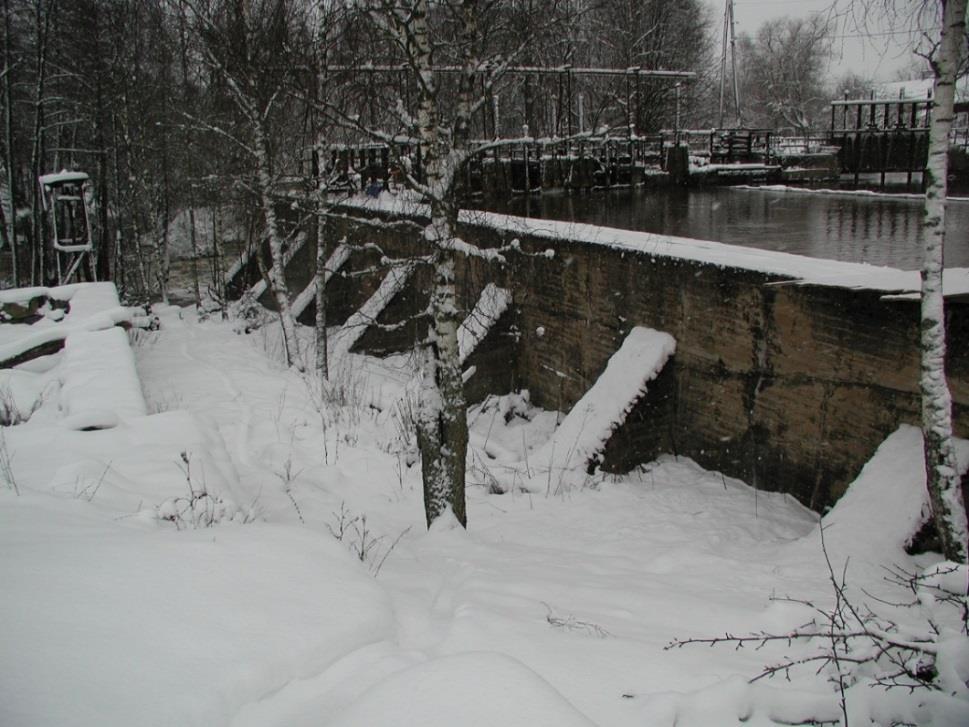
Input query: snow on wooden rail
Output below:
<box><xmin>291</xmin><ymin>242</ymin><xmax>351</xmax><ymax>320</ymax></box>
<box><xmin>458</xmin><ymin>283</ymin><xmax>512</xmax><ymax>365</ymax></box>
<box><xmin>239</xmin><ymin>232</ymin><xmax>308</xmax><ymax>302</ymax></box>
<box><xmin>330</xmin><ymin>261</ymin><xmax>416</xmax><ymax>360</ymax></box>
<box><xmin>532</xmin><ymin>326</ymin><xmax>675</xmax><ymax>474</ymax></box>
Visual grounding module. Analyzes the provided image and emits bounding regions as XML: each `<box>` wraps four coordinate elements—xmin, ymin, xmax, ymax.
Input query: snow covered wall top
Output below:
<box><xmin>305</xmin><ymin>196</ymin><xmax>969</xmax><ymax>512</ymax></box>
<box><xmin>345</xmin><ymin>193</ymin><xmax>969</xmax><ymax>297</ymax></box>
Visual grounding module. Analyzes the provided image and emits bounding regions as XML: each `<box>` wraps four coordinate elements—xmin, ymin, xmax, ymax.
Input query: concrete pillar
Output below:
<box><xmin>666</xmin><ymin>145</ymin><xmax>689</xmax><ymax>186</ymax></box>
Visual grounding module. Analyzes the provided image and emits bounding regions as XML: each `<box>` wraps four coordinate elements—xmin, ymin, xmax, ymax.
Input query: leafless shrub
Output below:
<box><xmin>156</xmin><ymin>451</ymin><xmax>250</xmax><ymax>528</ymax></box>
<box><xmin>327</xmin><ymin>502</ymin><xmax>410</xmax><ymax>576</ymax></box>
<box><xmin>0</xmin><ymin>383</ymin><xmax>42</xmax><ymax>426</ymax></box>
<box><xmin>665</xmin><ymin>527</ymin><xmax>969</xmax><ymax>726</ymax></box>
<box><xmin>144</xmin><ymin>388</ymin><xmax>184</xmax><ymax>415</ymax></box>
<box><xmin>543</xmin><ymin>602</ymin><xmax>610</xmax><ymax>638</ymax></box>
<box><xmin>302</xmin><ymin>366</ymin><xmax>369</xmax><ymax>463</ymax></box>
<box><xmin>467</xmin><ymin>449</ymin><xmax>504</xmax><ymax>494</ymax></box>
<box><xmin>273</xmin><ymin>440</ymin><xmax>305</xmax><ymax>524</ymax></box>
<box><xmin>383</xmin><ymin>391</ymin><xmax>419</xmax><ymax>465</ymax></box>
<box><xmin>74</xmin><ymin>462</ymin><xmax>112</xmax><ymax>502</ymax></box>
<box><xmin>0</xmin><ymin>429</ymin><xmax>18</xmax><ymax>495</ymax></box>
<box><xmin>128</xmin><ymin>328</ymin><xmax>160</xmax><ymax>349</ymax></box>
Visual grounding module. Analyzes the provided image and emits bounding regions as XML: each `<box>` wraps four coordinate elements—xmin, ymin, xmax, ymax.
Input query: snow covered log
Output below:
<box><xmin>291</xmin><ymin>242</ymin><xmax>350</xmax><ymax>321</ymax></box>
<box><xmin>329</xmin><ymin>262</ymin><xmax>417</xmax><ymax>360</ymax></box>
<box><xmin>530</xmin><ymin>326</ymin><xmax>676</xmax><ymax>475</ymax></box>
<box><xmin>458</xmin><ymin>283</ymin><xmax>512</xmax><ymax>365</ymax></box>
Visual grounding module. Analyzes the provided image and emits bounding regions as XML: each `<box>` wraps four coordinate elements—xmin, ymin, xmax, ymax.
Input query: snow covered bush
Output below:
<box><xmin>382</xmin><ymin>390</ymin><xmax>420</xmax><ymax>466</ymax></box>
<box><xmin>230</xmin><ymin>292</ymin><xmax>276</xmax><ymax>336</ymax></box>
<box><xmin>154</xmin><ymin>451</ymin><xmax>249</xmax><ymax>529</ymax></box>
<box><xmin>155</xmin><ymin>490</ymin><xmax>243</xmax><ymax>529</ymax></box>
<box><xmin>0</xmin><ymin>382</ymin><xmax>42</xmax><ymax>426</ymax></box>
<box><xmin>301</xmin><ymin>365</ymin><xmax>370</xmax><ymax>458</ymax></box>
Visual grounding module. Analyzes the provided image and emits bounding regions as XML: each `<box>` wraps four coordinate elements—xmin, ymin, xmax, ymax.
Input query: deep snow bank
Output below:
<box><xmin>325</xmin><ymin>652</ymin><xmax>596</xmax><ymax>727</ymax></box>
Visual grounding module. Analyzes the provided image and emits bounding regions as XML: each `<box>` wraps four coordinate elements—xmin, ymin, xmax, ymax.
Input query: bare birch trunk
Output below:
<box><xmin>315</xmin><ymin>165</ymin><xmax>329</xmax><ymax>380</ymax></box>
<box><xmin>92</xmin><ymin>2</ymin><xmax>110</xmax><ymax>282</ymax></box>
<box><xmin>155</xmin><ymin>130</ymin><xmax>172</xmax><ymax>304</ymax></box>
<box><xmin>411</xmin><ymin>0</ymin><xmax>468</xmax><ymax>528</ymax></box>
<box><xmin>118</xmin><ymin>76</ymin><xmax>152</xmax><ymax>298</ymax></box>
<box><xmin>188</xmin><ymin>207</ymin><xmax>201</xmax><ymax>306</ymax></box>
<box><xmin>2</xmin><ymin>0</ymin><xmax>17</xmax><ymax>285</ymax></box>
<box><xmin>313</xmin><ymin>9</ymin><xmax>329</xmax><ymax>380</ymax></box>
<box><xmin>920</xmin><ymin>0</ymin><xmax>968</xmax><ymax>563</ymax></box>
<box><xmin>29</xmin><ymin>0</ymin><xmax>53</xmax><ymax>285</ymax></box>
<box><xmin>210</xmin><ymin>205</ymin><xmax>226</xmax><ymax>316</ymax></box>
<box><xmin>253</xmin><ymin>116</ymin><xmax>301</xmax><ymax>370</ymax></box>
<box><xmin>417</xmin><ymin>238</ymin><xmax>468</xmax><ymax>529</ymax></box>
<box><xmin>178</xmin><ymin>11</ymin><xmax>200</xmax><ymax>307</ymax></box>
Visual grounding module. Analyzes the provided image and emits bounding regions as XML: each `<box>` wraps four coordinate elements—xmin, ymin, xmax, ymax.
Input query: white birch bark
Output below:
<box><xmin>314</xmin><ymin>5</ymin><xmax>330</xmax><ymax>380</ymax></box>
<box><xmin>2</xmin><ymin>0</ymin><xmax>17</xmax><ymax>285</ymax></box>
<box><xmin>253</xmin><ymin>115</ymin><xmax>301</xmax><ymax>371</ymax></box>
<box><xmin>920</xmin><ymin>0</ymin><xmax>968</xmax><ymax>563</ymax></box>
<box><xmin>315</xmin><ymin>152</ymin><xmax>329</xmax><ymax>379</ymax></box>
<box><xmin>410</xmin><ymin>0</ymin><xmax>468</xmax><ymax>528</ymax></box>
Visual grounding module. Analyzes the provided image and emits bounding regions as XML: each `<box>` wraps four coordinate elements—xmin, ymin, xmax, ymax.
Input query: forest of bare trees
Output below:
<box><xmin>0</xmin><ymin>0</ymin><xmax>717</xmax><ymax>299</ymax></box>
<box><xmin>2</xmin><ymin>1</ymin><xmax>966</xmax><ymax>551</ymax></box>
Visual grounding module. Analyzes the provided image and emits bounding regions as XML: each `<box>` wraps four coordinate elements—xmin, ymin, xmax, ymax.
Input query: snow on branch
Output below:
<box><xmin>322</xmin><ymin>209</ymin><xmax>426</xmax><ymax>236</ymax></box>
<box><xmin>329</xmin><ymin>261</ymin><xmax>417</xmax><ymax>360</ymax></box>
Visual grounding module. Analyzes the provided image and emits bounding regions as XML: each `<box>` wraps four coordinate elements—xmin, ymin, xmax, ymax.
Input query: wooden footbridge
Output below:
<box><xmin>829</xmin><ymin>95</ymin><xmax>934</xmax><ymax>187</ymax></box>
<box><xmin>319</xmin><ymin>128</ymin><xmax>780</xmax><ymax>197</ymax></box>
<box><xmin>313</xmin><ymin>77</ymin><xmax>967</xmax><ymax>196</ymax></box>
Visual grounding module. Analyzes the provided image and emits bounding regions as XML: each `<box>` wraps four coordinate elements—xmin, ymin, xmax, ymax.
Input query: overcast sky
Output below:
<box><xmin>723</xmin><ymin>0</ymin><xmax>931</xmax><ymax>82</ymax></box>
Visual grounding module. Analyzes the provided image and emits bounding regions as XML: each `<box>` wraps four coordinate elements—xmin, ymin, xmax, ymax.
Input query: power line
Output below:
<box><xmin>832</xmin><ymin>29</ymin><xmax>939</xmax><ymax>39</ymax></box>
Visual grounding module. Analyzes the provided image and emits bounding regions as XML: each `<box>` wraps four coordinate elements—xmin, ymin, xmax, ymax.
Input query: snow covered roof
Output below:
<box><xmin>873</xmin><ymin>77</ymin><xmax>969</xmax><ymax>103</ymax></box>
<box><xmin>38</xmin><ymin>170</ymin><xmax>90</xmax><ymax>187</ymax></box>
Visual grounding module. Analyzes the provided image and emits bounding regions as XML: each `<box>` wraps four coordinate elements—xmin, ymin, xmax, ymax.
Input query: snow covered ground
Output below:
<box><xmin>2</xmin><ymin>295</ymin><xmax>967</xmax><ymax>726</ymax></box>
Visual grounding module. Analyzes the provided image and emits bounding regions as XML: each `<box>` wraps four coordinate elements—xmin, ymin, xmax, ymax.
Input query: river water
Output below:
<box><xmin>483</xmin><ymin>187</ymin><xmax>969</xmax><ymax>270</ymax></box>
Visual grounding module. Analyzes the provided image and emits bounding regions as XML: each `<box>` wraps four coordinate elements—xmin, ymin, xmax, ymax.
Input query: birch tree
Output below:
<box><xmin>352</xmin><ymin>0</ymin><xmax>568</xmax><ymax>528</ymax></box>
<box><xmin>362</xmin><ymin>0</ymin><xmax>473</xmax><ymax>527</ymax></box>
<box><xmin>918</xmin><ymin>0</ymin><xmax>968</xmax><ymax>563</ymax></box>
<box><xmin>2</xmin><ymin>0</ymin><xmax>17</xmax><ymax>285</ymax></box>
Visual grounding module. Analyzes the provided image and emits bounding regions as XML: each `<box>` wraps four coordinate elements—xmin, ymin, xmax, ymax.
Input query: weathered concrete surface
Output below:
<box><xmin>230</xmin><ymin>205</ymin><xmax>969</xmax><ymax>512</ymax></box>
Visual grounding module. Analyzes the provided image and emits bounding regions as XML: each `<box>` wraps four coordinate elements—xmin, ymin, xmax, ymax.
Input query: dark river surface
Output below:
<box><xmin>481</xmin><ymin>187</ymin><xmax>969</xmax><ymax>270</ymax></box>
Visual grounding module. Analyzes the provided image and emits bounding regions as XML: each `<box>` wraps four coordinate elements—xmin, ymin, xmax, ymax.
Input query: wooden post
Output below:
<box><xmin>523</xmin><ymin>129</ymin><xmax>530</xmax><ymax>193</ymax></box>
<box><xmin>854</xmin><ymin>102</ymin><xmax>863</xmax><ymax>186</ymax></box>
<box><xmin>880</xmin><ymin>129</ymin><xmax>887</xmax><ymax>189</ymax></box>
<box><xmin>566</xmin><ymin>68</ymin><xmax>573</xmax><ymax>138</ymax></box>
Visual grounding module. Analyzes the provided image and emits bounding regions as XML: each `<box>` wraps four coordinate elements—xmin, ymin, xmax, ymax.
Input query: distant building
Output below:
<box><xmin>874</xmin><ymin>78</ymin><xmax>969</xmax><ymax>112</ymax></box>
<box><xmin>872</xmin><ymin>78</ymin><xmax>969</xmax><ymax>130</ymax></box>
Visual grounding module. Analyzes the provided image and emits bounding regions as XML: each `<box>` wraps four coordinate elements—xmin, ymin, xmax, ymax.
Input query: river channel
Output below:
<box><xmin>482</xmin><ymin>186</ymin><xmax>969</xmax><ymax>270</ymax></box>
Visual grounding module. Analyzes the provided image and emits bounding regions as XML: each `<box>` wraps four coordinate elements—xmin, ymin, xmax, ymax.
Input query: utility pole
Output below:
<box><xmin>718</xmin><ymin>0</ymin><xmax>742</xmax><ymax>128</ymax></box>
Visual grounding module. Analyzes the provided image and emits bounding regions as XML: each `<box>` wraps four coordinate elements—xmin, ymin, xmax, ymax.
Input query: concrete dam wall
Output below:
<box><xmin>229</xmin><ymin>200</ymin><xmax>969</xmax><ymax>512</ymax></box>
